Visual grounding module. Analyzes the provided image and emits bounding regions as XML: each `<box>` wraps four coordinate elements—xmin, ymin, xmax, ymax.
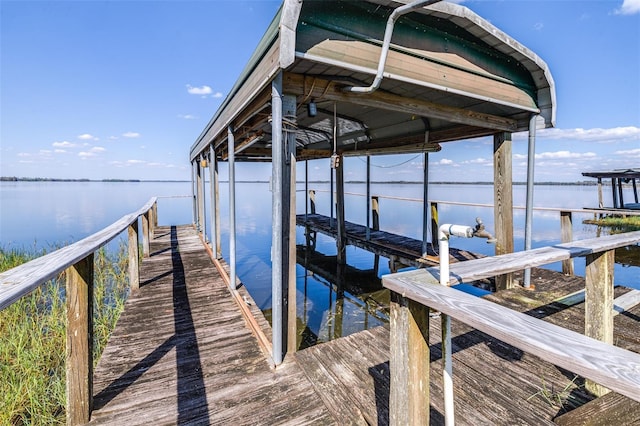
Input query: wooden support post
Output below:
<box><xmin>128</xmin><ymin>220</ymin><xmax>139</xmax><ymax>292</ymax></box>
<box><xmin>66</xmin><ymin>255</ymin><xmax>94</xmax><ymax>426</ymax></box>
<box><xmin>149</xmin><ymin>206</ymin><xmax>156</xmax><ymax>241</ymax></box>
<box><xmin>389</xmin><ymin>291</ymin><xmax>430</xmax><ymax>426</ymax></box>
<box><xmin>430</xmin><ymin>202</ymin><xmax>438</xmax><ymax>248</ymax></box>
<box><xmin>597</xmin><ymin>178</ymin><xmax>603</xmax><ymax>208</ymax></box>
<box><xmin>336</xmin><ymin>154</ymin><xmax>346</xmax><ymax>264</ymax></box>
<box><xmin>493</xmin><ymin>132</ymin><xmax>514</xmax><ymax>290</ymax></box>
<box><xmin>585</xmin><ymin>249</ymin><xmax>614</xmax><ymax>397</ymax></box>
<box><xmin>372</xmin><ymin>196</ymin><xmax>380</xmax><ymax>232</ymax></box>
<box><xmin>560</xmin><ymin>211</ymin><xmax>574</xmax><ymax>275</ymax></box>
<box><xmin>141</xmin><ymin>212</ymin><xmax>150</xmax><ymax>258</ymax></box>
<box><xmin>309</xmin><ymin>190</ymin><xmax>316</xmax><ymax>214</ymax></box>
<box><xmin>153</xmin><ymin>201</ymin><xmax>158</xmax><ymax>227</ymax></box>
<box><xmin>633</xmin><ymin>178</ymin><xmax>639</xmax><ymax>203</ymax></box>
<box><xmin>611</xmin><ymin>178</ymin><xmax>618</xmax><ymax>209</ymax></box>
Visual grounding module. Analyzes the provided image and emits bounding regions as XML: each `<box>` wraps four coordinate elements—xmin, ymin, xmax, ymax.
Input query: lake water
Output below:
<box><xmin>2</xmin><ymin>181</ymin><xmax>638</xmax><ymax>346</ymax></box>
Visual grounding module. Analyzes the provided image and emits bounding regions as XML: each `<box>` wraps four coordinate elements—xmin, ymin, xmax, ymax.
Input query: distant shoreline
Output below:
<box><xmin>0</xmin><ymin>177</ymin><xmax>608</xmax><ymax>186</ymax></box>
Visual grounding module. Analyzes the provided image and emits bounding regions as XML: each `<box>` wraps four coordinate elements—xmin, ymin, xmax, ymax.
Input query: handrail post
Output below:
<box><xmin>150</xmin><ymin>201</ymin><xmax>157</xmax><ymax>238</ymax></box>
<box><xmin>309</xmin><ymin>189</ymin><xmax>316</xmax><ymax>214</ymax></box>
<box><xmin>128</xmin><ymin>220</ymin><xmax>140</xmax><ymax>292</ymax></box>
<box><xmin>372</xmin><ymin>196</ymin><xmax>380</xmax><ymax>232</ymax></box>
<box><xmin>430</xmin><ymin>202</ymin><xmax>438</xmax><ymax>247</ymax></box>
<box><xmin>153</xmin><ymin>200</ymin><xmax>158</xmax><ymax>228</ymax></box>
<box><xmin>141</xmin><ymin>212</ymin><xmax>150</xmax><ymax>258</ymax></box>
<box><xmin>560</xmin><ymin>211</ymin><xmax>574</xmax><ymax>275</ymax></box>
<box><xmin>585</xmin><ymin>249</ymin><xmax>614</xmax><ymax>397</ymax></box>
<box><xmin>66</xmin><ymin>254</ymin><xmax>94</xmax><ymax>426</ymax></box>
<box><xmin>389</xmin><ymin>291</ymin><xmax>430</xmax><ymax>425</ymax></box>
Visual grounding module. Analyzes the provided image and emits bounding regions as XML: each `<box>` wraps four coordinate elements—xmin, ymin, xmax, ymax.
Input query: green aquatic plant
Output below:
<box><xmin>584</xmin><ymin>215</ymin><xmax>640</xmax><ymax>233</ymax></box>
<box><xmin>0</xmin><ymin>242</ymin><xmax>131</xmax><ymax>424</ymax></box>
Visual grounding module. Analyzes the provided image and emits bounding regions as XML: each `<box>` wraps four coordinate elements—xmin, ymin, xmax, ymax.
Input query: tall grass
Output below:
<box><xmin>0</xmin><ymin>241</ymin><xmax>131</xmax><ymax>425</ymax></box>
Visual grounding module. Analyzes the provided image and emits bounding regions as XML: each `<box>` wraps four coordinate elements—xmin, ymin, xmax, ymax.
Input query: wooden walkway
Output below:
<box><xmin>297</xmin><ymin>213</ymin><xmax>482</xmax><ymax>270</ymax></box>
<box><xmin>89</xmin><ymin>224</ymin><xmax>640</xmax><ymax>425</ymax></box>
<box><xmin>89</xmin><ymin>225</ymin><xmax>333</xmax><ymax>425</ymax></box>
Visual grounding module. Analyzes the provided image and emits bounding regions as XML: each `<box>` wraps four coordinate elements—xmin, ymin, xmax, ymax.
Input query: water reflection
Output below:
<box><xmin>293</xmin><ymin>240</ymin><xmax>389</xmax><ymax>349</ymax></box>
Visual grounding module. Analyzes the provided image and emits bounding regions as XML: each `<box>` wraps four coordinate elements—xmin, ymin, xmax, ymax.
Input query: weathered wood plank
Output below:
<box><xmin>66</xmin><ymin>255</ymin><xmax>93</xmax><ymax>426</ymax></box>
<box><xmin>554</xmin><ymin>392</ymin><xmax>640</xmax><ymax>426</ymax></box>
<box><xmin>493</xmin><ymin>131</ymin><xmax>514</xmax><ymax>290</ymax></box>
<box><xmin>389</xmin><ymin>293</ymin><xmax>430</xmax><ymax>426</ymax></box>
<box><xmin>382</xmin><ymin>275</ymin><xmax>640</xmax><ymax>402</ymax></box>
<box><xmin>89</xmin><ymin>225</ymin><xmax>336</xmax><ymax>425</ymax></box>
<box><xmin>584</xmin><ymin>250</ymin><xmax>614</xmax><ymax>397</ymax></box>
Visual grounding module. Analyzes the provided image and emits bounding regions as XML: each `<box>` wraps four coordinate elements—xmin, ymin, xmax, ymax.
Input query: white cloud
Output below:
<box><xmin>78</xmin><ymin>133</ymin><xmax>98</xmax><ymax>141</ymax></box>
<box><xmin>212</xmin><ymin>92</ymin><xmax>223</xmax><ymax>99</ymax></box>
<box><xmin>54</xmin><ymin>149</ymin><xmax>67</xmax><ymax>153</ymax></box>
<box><xmin>518</xmin><ymin>126</ymin><xmax>640</xmax><ymax>143</ymax></box>
<box><xmin>90</xmin><ymin>146</ymin><xmax>106</xmax><ymax>153</ymax></box>
<box><xmin>186</xmin><ymin>84</ymin><xmax>212</xmax><ymax>95</ymax></box>
<box><xmin>535</xmin><ymin>151</ymin><xmax>597</xmax><ymax>159</ymax></box>
<box><xmin>178</xmin><ymin>114</ymin><xmax>198</xmax><ymax>120</ymax></box>
<box><xmin>437</xmin><ymin>158</ymin><xmax>454</xmax><ymax>165</ymax></box>
<box><xmin>534</xmin><ymin>22</ymin><xmax>544</xmax><ymax>30</ymax></box>
<box><xmin>17</xmin><ymin>152</ymin><xmax>31</xmax><ymax>157</ymax></box>
<box><xmin>463</xmin><ymin>157</ymin><xmax>490</xmax><ymax>165</ymax></box>
<box><xmin>78</xmin><ymin>151</ymin><xmax>96</xmax><ymax>158</ymax></box>
<box><xmin>52</xmin><ymin>141</ymin><xmax>76</xmax><ymax>148</ymax></box>
<box><xmin>126</xmin><ymin>159</ymin><xmax>146</xmax><ymax>164</ymax></box>
<box><xmin>615</xmin><ymin>148</ymin><xmax>640</xmax><ymax>157</ymax></box>
<box><xmin>122</xmin><ymin>132</ymin><xmax>141</xmax><ymax>138</ymax></box>
<box><xmin>109</xmin><ymin>136</ymin><xmax>119</xmax><ymax>140</ymax></box>
<box><xmin>614</xmin><ymin>0</ymin><xmax>640</xmax><ymax>15</ymax></box>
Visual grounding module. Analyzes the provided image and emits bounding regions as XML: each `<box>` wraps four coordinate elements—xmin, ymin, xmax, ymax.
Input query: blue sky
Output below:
<box><xmin>1</xmin><ymin>0</ymin><xmax>638</xmax><ymax>182</ymax></box>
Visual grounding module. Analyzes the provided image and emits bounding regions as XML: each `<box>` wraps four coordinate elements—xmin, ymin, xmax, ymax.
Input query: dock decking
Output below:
<box><xmin>297</xmin><ymin>213</ymin><xmax>482</xmax><ymax>271</ymax></box>
<box><xmin>89</xmin><ymin>225</ymin><xmax>333</xmax><ymax>425</ymax></box>
<box><xmin>89</xmin><ymin>224</ymin><xmax>640</xmax><ymax>425</ymax></box>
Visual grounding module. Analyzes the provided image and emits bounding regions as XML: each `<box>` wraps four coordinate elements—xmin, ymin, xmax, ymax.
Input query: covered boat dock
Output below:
<box><xmin>583</xmin><ymin>168</ymin><xmax>640</xmax><ymax>210</ymax></box>
<box><xmin>189</xmin><ymin>0</ymin><xmax>556</xmax><ymax>367</ymax></box>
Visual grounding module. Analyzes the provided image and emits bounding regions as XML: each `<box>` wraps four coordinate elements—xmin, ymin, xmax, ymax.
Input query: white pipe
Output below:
<box><xmin>344</xmin><ymin>0</ymin><xmax>442</xmax><ymax>93</ymax></box>
<box><xmin>438</xmin><ymin>223</ymin><xmax>473</xmax><ymax>426</ymax></box>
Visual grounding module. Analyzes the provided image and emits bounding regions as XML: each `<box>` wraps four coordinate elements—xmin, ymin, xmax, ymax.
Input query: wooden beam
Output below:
<box><xmin>283</xmin><ymin>73</ymin><xmax>518</xmax><ymax>132</ymax></box>
<box><xmin>493</xmin><ymin>132</ymin><xmax>514</xmax><ymax>290</ymax></box>
<box><xmin>66</xmin><ymin>254</ymin><xmax>93</xmax><ymax>426</ymax></box>
<box><xmin>585</xmin><ymin>249</ymin><xmax>614</xmax><ymax>397</ymax></box>
<box><xmin>389</xmin><ymin>292</ymin><xmax>430</xmax><ymax>426</ymax></box>
<box><xmin>560</xmin><ymin>211</ymin><xmax>574</xmax><ymax>275</ymax></box>
<box><xmin>128</xmin><ymin>220</ymin><xmax>139</xmax><ymax>292</ymax></box>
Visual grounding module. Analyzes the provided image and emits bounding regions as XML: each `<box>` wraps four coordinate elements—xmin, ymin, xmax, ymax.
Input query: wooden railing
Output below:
<box><xmin>0</xmin><ymin>197</ymin><xmax>157</xmax><ymax>425</ymax></box>
<box><xmin>307</xmin><ymin>188</ymin><xmax>640</xmax><ymax>275</ymax></box>
<box><xmin>382</xmin><ymin>230</ymin><xmax>640</xmax><ymax>425</ymax></box>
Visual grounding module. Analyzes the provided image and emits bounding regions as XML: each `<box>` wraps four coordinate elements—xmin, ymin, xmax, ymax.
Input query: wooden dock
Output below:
<box><xmin>297</xmin><ymin>213</ymin><xmax>482</xmax><ymax>271</ymax></box>
<box><xmin>89</xmin><ymin>225</ymin><xmax>333</xmax><ymax>425</ymax></box>
<box><xmin>89</xmin><ymin>224</ymin><xmax>640</xmax><ymax>424</ymax></box>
